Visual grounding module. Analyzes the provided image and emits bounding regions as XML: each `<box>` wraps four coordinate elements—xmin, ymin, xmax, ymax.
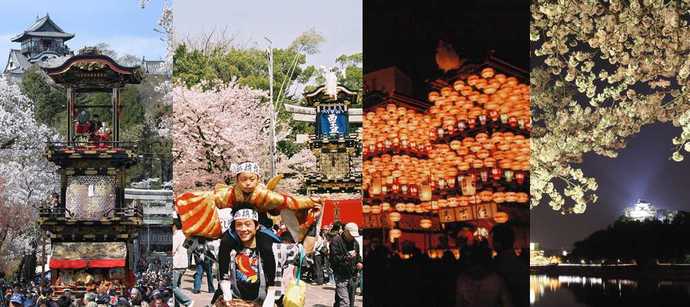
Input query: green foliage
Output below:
<box><xmin>20</xmin><ymin>67</ymin><xmax>66</xmax><ymax>127</ymax></box>
<box><xmin>172</xmin><ymin>32</ymin><xmax>363</xmax><ymax>158</ymax></box>
<box><xmin>173</xmin><ymin>37</ymin><xmax>319</xmax><ymax>95</ymax></box>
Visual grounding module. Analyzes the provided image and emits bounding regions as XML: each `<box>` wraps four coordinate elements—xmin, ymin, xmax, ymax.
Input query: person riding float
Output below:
<box><xmin>175</xmin><ymin>161</ymin><xmax>321</xmax><ymax>305</ymax></box>
<box><xmin>175</xmin><ymin>161</ymin><xmax>321</xmax><ymax>250</ymax></box>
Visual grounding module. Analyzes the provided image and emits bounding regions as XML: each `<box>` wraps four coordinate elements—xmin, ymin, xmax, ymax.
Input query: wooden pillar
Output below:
<box><xmin>66</xmin><ymin>87</ymin><xmax>75</xmax><ymax>143</ymax></box>
<box><xmin>112</xmin><ymin>88</ymin><xmax>120</xmax><ymax>143</ymax></box>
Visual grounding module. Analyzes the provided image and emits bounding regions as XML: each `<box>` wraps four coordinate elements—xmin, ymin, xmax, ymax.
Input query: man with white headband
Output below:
<box><xmin>214</xmin><ymin>206</ymin><xmax>276</xmax><ymax>307</ymax></box>
<box><xmin>175</xmin><ymin>161</ymin><xmax>321</xmax><ymax>250</ymax></box>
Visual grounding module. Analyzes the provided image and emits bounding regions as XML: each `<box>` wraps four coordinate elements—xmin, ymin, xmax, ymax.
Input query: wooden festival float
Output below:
<box><xmin>37</xmin><ymin>47</ymin><xmax>144</xmax><ymax>298</ymax></box>
<box><xmin>362</xmin><ymin>56</ymin><xmax>530</xmax><ymax>258</ymax></box>
<box><xmin>285</xmin><ymin>80</ymin><xmax>363</xmax><ymax>228</ymax></box>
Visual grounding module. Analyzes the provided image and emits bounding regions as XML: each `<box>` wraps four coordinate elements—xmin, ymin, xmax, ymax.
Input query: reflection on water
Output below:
<box><xmin>530</xmin><ymin>274</ymin><xmax>690</xmax><ymax>306</ymax></box>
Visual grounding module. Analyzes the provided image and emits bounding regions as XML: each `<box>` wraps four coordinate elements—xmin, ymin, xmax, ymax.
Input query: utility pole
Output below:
<box><xmin>265</xmin><ymin>37</ymin><xmax>276</xmax><ymax>177</ymax></box>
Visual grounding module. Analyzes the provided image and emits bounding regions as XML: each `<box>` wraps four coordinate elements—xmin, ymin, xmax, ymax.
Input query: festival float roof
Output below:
<box><xmin>42</xmin><ymin>48</ymin><xmax>143</xmax><ymax>91</ymax></box>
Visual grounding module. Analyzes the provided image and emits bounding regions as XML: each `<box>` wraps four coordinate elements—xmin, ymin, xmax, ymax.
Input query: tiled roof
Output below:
<box><xmin>12</xmin><ymin>14</ymin><xmax>74</xmax><ymax>42</ymax></box>
<box><xmin>3</xmin><ymin>49</ymin><xmax>31</xmax><ymax>74</ymax></box>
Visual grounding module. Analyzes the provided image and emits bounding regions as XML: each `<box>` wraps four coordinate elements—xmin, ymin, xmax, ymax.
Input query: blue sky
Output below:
<box><xmin>0</xmin><ymin>0</ymin><xmax>166</xmax><ymax>64</ymax></box>
<box><xmin>174</xmin><ymin>0</ymin><xmax>362</xmax><ymax>69</ymax></box>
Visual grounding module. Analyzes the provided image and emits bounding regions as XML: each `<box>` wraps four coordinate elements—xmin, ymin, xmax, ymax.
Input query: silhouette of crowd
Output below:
<box><xmin>363</xmin><ymin>224</ymin><xmax>528</xmax><ymax>307</ymax></box>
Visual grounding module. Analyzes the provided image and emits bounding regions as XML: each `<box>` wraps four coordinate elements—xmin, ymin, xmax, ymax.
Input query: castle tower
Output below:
<box><xmin>4</xmin><ymin>14</ymin><xmax>74</xmax><ymax>80</ymax></box>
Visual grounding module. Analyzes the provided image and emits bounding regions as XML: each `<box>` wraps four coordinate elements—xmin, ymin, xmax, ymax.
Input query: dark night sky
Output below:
<box><xmin>531</xmin><ymin>123</ymin><xmax>690</xmax><ymax>250</ymax></box>
<box><xmin>364</xmin><ymin>0</ymin><xmax>529</xmax><ymax>99</ymax></box>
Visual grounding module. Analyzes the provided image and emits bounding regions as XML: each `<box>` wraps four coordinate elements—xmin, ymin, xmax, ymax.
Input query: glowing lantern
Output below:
<box><xmin>479</xmin><ymin>191</ymin><xmax>494</xmax><ymax>202</ymax></box>
<box><xmin>371</xmin><ymin>205</ymin><xmax>382</xmax><ymax>214</ymax></box>
<box><xmin>504</xmin><ymin>170</ymin><xmax>514</xmax><ymax>182</ymax></box>
<box><xmin>517</xmin><ymin>192</ymin><xmax>529</xmax><ymax>203</ymax></box>
<box><xmin>371</xmin><ymin>177</ymin><xmax>382</xmax><ymax>195</ymax></box>
<box><xmin>460</xmin><ymin>176</ymin><xmax>476</xmax><ymax>195</ymax></box>
<box><xmin>389</xmin><ymin>229</ymin><xmax>402</xmax><ymax>240</ymax></box>
<box><xmin>480</xmin><ymin>170</ymin><xmax>489</xmax><ymax>182</ymax></box>
<box><xmin>420</xmin><ymin>184</ymin><xmax>433</xmax><ymax>201</ymax></box>
<box><xmin>420</xmin><ymin>219</ymin><xmax>433</xmax><ymax>229</ymax></box>
<box><xmin>515</xmin><ymin>172</ymin><xmax>526</xmax><ymax>185</ymax></box>
<box><xmin>395</xmin><ymin>203</ymin><xmax>406</xmax><ymax>212</ymax></box>
<box><xmin>381</xmin><ymin>202</ymin><xmax>391</xmax><ymax>211</ymax></box>
<box><xmin>481</xmin><ymin>67</ymin><xmax>495</xmax><ymax>79</ymax></box>
<box><xmin>493</xmin><ymin>192</ymin><xmax>506</xmax><ymax>203</ymax></box>
<box><xmin>494</xmin><ymin>212</ymin><xmax>509</xmax><ymax>223</ymax></box>
<box><xmin>362</xmin><ymin>205</ymin><xmax>371</xmax><ymax>214</ymax></box>
<box><xmin>389</xmin><ymin>212</ymin><xmax>401</xmax><ymax>222</ymax></box>
<box><xmin>409</xmin><ymin>185</ymin><xmax>419</xmax><ymax>196</ymax></box>
<box><xmin>491</xmin><ymin>168</ymin><xmax>502</xmax><ymax>181</ymax></box>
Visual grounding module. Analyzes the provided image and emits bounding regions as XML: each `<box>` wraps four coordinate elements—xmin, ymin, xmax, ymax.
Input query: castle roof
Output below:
<box><xmin>11</xmin><ymin>14</ymin><xmax>75</xmax><ymax>42</ymax></box>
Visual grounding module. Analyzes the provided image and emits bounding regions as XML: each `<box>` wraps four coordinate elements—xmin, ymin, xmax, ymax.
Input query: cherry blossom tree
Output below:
<box><xmin>171</xmin><ymin>82</ymin><xmax>316</xmax><ymax>192</ymax></box>
<box><xmin>530</xmin><ymin>0</ymin><xmax>690</xmax><ymax>214</ymax></box>
<box><xmin>0</xmin><ymin>78</ymin><xmax>59</xmax><ymax>271</ymax></box>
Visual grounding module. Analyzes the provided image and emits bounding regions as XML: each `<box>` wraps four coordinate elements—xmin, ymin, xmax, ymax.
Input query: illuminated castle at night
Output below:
<box><xmin>623</xmin><ymin>199</ymin><xmax>678</xmax><ymax>222</ymax></box>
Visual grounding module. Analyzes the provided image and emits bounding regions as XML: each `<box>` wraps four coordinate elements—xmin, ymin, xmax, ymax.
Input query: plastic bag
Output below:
<box><xmin>282</xmin><ymin>279</ymin><xmax>306</xmax><ymax>307</ymax></box>
<box><xmin>283</xmin><ymin>246</ymin><xmax>306</xmax><ymax>307</ymax></box>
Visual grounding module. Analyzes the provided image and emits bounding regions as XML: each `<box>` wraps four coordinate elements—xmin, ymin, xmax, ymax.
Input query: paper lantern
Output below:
<box><xmin>362</xmin><ymin>205</ymin><xmax>371</xmax><ymax>214</ymax></box>
<box><xmin>395</xmin><ymin>203</ymin><xmax>406</xmax><ymax>212</ymax></box>
<box><xmin>494</xmin><ymin>212</ymin><xmax>509</xmax><ymax>223</ymax></box>
<box><xmin>504</xmin><ymin>170</ymin><xmax>514</xmax><ymax>182</ymax></box>
<box><xmin>371</xmin><ymin>205</ymin><xmax>382</xmax><ymax>214</ymax></box>
<box><xmin>420</xmin><ymin>219</ymin><xmax>433</xmax><ymax>229</ymax></box>
<box><xmin>515</xmin><ymin>172</ymin><xmax>526</xmax><ymax>185</ymax></box>
<box><xmin>390</xmin><ymin>229</ymin><xmax>402</xmax><ymax>239</ymax></box>
<box><xmin>420</xmin><ymin>184</ymin><xmax>433</xmax><ymax>201</ymax></box>
<box><xmin>381</xmin><ymin>202</ymin><xmax>391</xmax><ymax>211</ymax></box>
<box><xmin>370</xmin><ymin>177</ymin><xmax>382</xmax><ymax>195</ymax></box>
<box><xmin>460</xmin><ymin>176</ymin><xmax>476</xmax><ymax>195</ymax></box>
<box><xmin>389</xmin><ymin>212</ymin><xmax>401</xmax><ymax>222</ymax></box>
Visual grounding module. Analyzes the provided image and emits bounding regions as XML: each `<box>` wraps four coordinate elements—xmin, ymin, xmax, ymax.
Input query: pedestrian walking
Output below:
<box><xmin>329</xmin><ymin>223</ymin><xmax>362</xmax><ymax>307</ymax></box>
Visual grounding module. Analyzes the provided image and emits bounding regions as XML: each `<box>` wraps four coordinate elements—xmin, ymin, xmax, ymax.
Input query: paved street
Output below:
<box><xmin>177</xmin><ymin>269</ymin><xmax>363</xmax><ymax>307</ymax></box>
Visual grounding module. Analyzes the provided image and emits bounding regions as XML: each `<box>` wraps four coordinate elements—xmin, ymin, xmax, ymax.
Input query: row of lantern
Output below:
<box><xmin>362</xmin><ymin>192</ymin><xmax>529</xmax><ymax>214</ymax></box>
<box><xmin>364</xmin><ymin>133</ymin><xmax>529</xmax><ymax>176</ymax></box>
<box><xmin>363</xmin><ymin>104</ymin><xmax>432</xmax><ymax>154</ymax></box>
<box><xmin>363</xmin><ymin>170</ymin><xmax>528</xmax><ymax>201</ymax></box>
<box><xmin>426</xmin><ymin>67</ymin><xmax>530</xmax><ymax>140</ymax></box>
<box><xmin>363</xmin><ymin>141</ymin><xmax>431</xmax><ymax>160</ymax></box>
<box><xmin>378</xmin><ymin>212</ymin><xmax>434</xmax><ymax>227</ymax></box>
<box><xmin>363</xmin><ymin>89</ymin><xmax>529</xmax><ymax>161</ymax></box>
<box><xmin>362</xmin><ymin>126</ymin><xmax>530</xmax><ymax>160</ymax></box>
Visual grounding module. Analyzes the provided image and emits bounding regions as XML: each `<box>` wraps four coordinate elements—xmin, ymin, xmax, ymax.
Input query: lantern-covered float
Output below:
<box><xmin>362</xmin><ymin>57</ymin><xmax>529</xmax><ymax>258</ymax></box>
<box><xmin>37</xmin><ymin>47</ymin><xmax>144</xmax><ymax>298</ymax></box>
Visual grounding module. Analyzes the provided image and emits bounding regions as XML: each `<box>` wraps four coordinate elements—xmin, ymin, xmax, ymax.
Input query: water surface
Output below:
<box><xmin>530</xmin><ymin>274</ymin><xmax>690</xmax><ymax>307</ymax></box>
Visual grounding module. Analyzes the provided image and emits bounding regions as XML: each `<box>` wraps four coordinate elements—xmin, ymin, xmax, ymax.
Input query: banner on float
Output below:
<box><xmin>318</xmin><ymin>106</ymin><xmax>347</xmax><ymax>135</ymax></box>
